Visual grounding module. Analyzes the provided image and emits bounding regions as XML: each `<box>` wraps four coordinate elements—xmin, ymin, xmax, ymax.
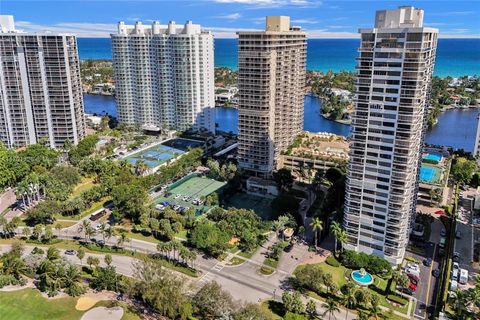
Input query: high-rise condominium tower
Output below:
<box><xmin>237</xmin><ymin>16</ymin><xmax>306</xmax><ymax>176</ymax></box>
<box><xmin>0</xmin><ymin>15</ymin><xmax>85</xmax><ymax>149</ymax></box>
<box><xmin>111</xmin><ymin>20</ymin><xmax>215</xmax><ymax>133</ymax></box>
<box><xmin>343</xmin><ymin>6</ymin><xmax>438</xmax><ymax>264</ymax></box>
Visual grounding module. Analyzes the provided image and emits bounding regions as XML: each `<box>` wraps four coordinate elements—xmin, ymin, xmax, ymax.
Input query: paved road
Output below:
<box><xmin>410</xmin><ymin>217</ymin><xmax>443</xmax><ymax>319</ymax></box>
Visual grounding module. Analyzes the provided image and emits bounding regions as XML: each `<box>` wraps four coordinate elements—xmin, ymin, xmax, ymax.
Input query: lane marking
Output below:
<box><xmin>425</xmin><ymin>243</ymin><xmax>437</xmax><ymax>309</ymax></box>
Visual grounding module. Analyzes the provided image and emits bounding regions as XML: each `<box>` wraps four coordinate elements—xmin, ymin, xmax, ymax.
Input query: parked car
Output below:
<box><xmin>440</xmin><ymin>229</ymin><xmax>446</xmax><ymax>237</ymax></box>
<box><xmin>453</xmin><ymin>262</ymin><xmax>460</xmax><ymax>270</ymax></box>
<box><xmin>424</xmin><ymin>258</ymin><xmax>432</xmax><ymax>267</ymax></box>
<box><xmin>459</xmin><ymin>269</ymin><xmax>469</xmax><ymax>284</ymax></box>
<box><xmin>456</xmin><ymin>230</ymin><xmax>462</xmax><ymax>239</ymax></box>
<box><xmin>432</xmin><ymin>269</ymin><xmax>440</xmax><ymax>277</ymax></box>
<box><xmin>407</xmin><ymin>274</ymin><xmax>420</xmax><ymax>283</ymax></box>
<box><xmin>409</xmin><ymin>282</ymin><xmax>417</xmax><ymax>291</ymax></box>
<box><xmin>64</xmin><ymin>249</ymin><xmax>77</xmax><ymax>255</ymax></box>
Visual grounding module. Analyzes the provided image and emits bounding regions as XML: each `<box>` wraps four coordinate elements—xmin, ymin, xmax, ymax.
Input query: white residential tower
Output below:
<box><xmin>343</xmin><ymin>6</ymin><xmax>438</xmax><ymax>264</ymax></box>
<box><xmin>111</xmin><ymin>20</ymin><xmax>215</xmax><ymax>133</ymax></box>
<box><xmin>0</xmin><ymin>15</ymin><xmax>85</xmax><ymax>148</ymax></box>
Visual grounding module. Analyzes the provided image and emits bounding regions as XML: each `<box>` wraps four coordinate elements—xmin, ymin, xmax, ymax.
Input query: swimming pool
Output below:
<box><xmin>423</xmin><ymin>153</ymin><xmax>442</xmax><ymax>163</ymax></box>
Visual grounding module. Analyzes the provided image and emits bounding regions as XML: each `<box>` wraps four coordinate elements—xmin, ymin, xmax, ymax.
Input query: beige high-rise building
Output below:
<box><xmin>343</xmin><ymin>6</ymin><xmax>438</xmax><ymax>264</ymax></box>
<box><xmin>237</xmin><ymin>16</ymin><xmax>306</xmax><ymax>176</ymax></box>
<box><xmin>0</xmin><ymin>15</ymin><xmax>85</xmax><ymax>149</ymax></box>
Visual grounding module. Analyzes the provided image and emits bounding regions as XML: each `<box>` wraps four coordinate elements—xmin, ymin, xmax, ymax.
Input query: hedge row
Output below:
<box><xmin>387</xmin><ymin>294</ymin><xmax>408</xmax><ymax>306</ymax></box>
<box><xmin>326</xmin><ymin>255</ymin><xmax>341</xmax><ymax>267</ymax></box>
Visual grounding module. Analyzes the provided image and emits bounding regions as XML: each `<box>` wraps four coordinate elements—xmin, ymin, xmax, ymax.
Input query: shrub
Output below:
<box><xmin>260</xmin><ymin>266</ymin><xmax>274</xmax><ymax>275</ymax></box>
<box><xmin>404</xmin><ymin>256</ymin><xmax>420</xmax><ymax>264</ymax></box>
<box><xmin>31</xmin><ymin>247</ymin><xmax>44</xmax><ymax>254</ymax></box>
<box><xmin>387</xmin><ymin>294</ymin><xmax>408</xmax><ymax>306</ymax></box>
<box><xmin>341</xmin><ymin>250</ymin><xmax>391</xmax><ymax>275</ymax></box>
<box><xmin>0</xmin><ymin>274</ymin><xmax>26</xmax><ymax>288</ymax></box>
<box><xmin>326</xmin><ymin>255</ymin><xmax>340</xmax><ymax>267</ymax></box>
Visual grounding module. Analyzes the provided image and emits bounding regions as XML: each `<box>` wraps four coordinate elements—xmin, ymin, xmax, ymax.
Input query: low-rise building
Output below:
<box><xmin>278</xmin><ymin>132</ymin><xmax>349</xmax><ymax>179</ymax></box>
<box><xmin>246</xmin><ymin>177</ymin><xmax>279</xmax><ymax>198</ymax></box>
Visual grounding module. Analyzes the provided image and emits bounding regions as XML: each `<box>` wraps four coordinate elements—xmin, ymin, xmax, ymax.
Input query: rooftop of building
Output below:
<box><xmin>238</xmin><ymin>15</ymin><xmax>305</xmax><ymax>35</ymax></box>
<box><xmin>282</xmin><ymin>132</ymin><xmax>349</xmax><ymax>161</ymax></box>
<box><xmin>113</xmin><ymin>20</ymin><xmax>211</xmax><ymax>36</ymax></box>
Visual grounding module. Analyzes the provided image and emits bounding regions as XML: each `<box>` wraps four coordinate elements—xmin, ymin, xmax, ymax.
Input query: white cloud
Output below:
<box><xmin>214</xmin><ymin>0</ymin><xmax>320</xmax><ymax>8</ymax></box>
<box><xmin>215</xmin><ymin>13</ymin><xmax>242</xmax><ymax>20</ymax></box>
<box><xmin>325</xmin><ymin>25</ymin><xmax>350</xmax><ymax>29</ymax></box>
<box><xmin>291</xmin><ymin>19</ymin><xmax>319</xmax><ymax>24</ymax></box>
<box><xmin>12</xmin><ymin>20</ymin><xmax>480</xmax><ymax>39</ymax></box>
<box><xmin>15</xmin><ymin>21</ymin><xmax>116</xmax><ymax>37</ymax></box>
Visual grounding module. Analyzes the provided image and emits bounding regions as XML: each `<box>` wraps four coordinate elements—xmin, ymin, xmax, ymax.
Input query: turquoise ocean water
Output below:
<box><xmin>78</xmin><ymin>38</ymin><xmax>480</xmax><ymax>77</ymax></box>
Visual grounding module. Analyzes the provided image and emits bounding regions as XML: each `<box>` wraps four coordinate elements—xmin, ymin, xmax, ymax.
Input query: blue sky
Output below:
<box><xmin>1</xmin><ymin>0</ymin><xmax>479</xmax><ymax>38</ymax></box>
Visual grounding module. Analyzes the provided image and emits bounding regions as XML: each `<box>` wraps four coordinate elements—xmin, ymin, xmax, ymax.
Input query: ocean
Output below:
<box><xmin>77</xmin><ymin>38</ymin><xmax>480</xmax><ymax>77</ymax></box>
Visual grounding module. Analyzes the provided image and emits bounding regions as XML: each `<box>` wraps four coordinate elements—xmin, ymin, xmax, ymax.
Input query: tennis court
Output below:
<box><xmin>153</xmin><ymin>175</ymin><xmax>226</xmax><ymax>212</ymax></box>
<box><xmin>419</xmin><ymin>164</ymin><xmax>442</xmax><ymax>184</ymax></box>
<box><xmin>225</xmin><ymin>192</ymin><xmax>275</xmax><ymax>220</ymax></box>
<box><xmin>124</xmin><ymin>143</ymin><xmax>185</xmax><ymax>168</ymax></box>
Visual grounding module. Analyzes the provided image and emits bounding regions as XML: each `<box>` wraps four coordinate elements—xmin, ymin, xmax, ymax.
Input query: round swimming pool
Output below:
<box><xmin>351</xmin><ymin>270</ymin><xmax>374</xmax><ymax>286</ymax></box>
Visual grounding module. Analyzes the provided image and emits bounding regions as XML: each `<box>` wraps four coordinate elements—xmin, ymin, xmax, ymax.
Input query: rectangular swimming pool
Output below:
<box><xmin>423</xmin><ymin>153</ymin><xmax>442</xmax><ymax>163</ymax></box>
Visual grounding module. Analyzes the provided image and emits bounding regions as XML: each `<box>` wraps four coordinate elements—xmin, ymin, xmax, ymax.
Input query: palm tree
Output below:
<box><xmin>337</xmin><ymin>229</ymin><xmax>347</xmax><ymax>253</ymax></box>
<box><xmin>306</xmin><ymin>300</ymin><xmax>317</xmax><ymax>319</ymax></box>
<box><xmin>322</xmin><ymin>298</ymin><xmax>340</xmax><ymax>320</ymax></box>
<box><xmin>116</xmin><ymin>231</ymin><xmax>129</xmax><ymax>249</ymax></box>
<box><xmin>310</xmin><ymin>217</ymin><xmax>323</xmax><ymax>252</ymax></box>
<box><xmin>330</xmin><ymin>221</ymin><xmax>341</xmax><ymax>254</ymax></box>
<box><xmin>354</xmin><ymin>310</ymin><xmax>370</xmax><ymax>320</ymax></box>
<box><xmin>368</xmin><ymin>295</ymin><xmax>385</xmax><ymax>320</ymax></box>
<box><xmin>63</xmin><ymin>265</ymin><xmax>84</xmax><ymax>297</ymax></box>
<box><xmin>77</xmin><ymin>220</ymin><xmax>92</xmax><ymax>242</ymax></box>
<box><xmin>85</xmin><ymin>227</ymin><xmax>96</xmax><ymax>243</ymax></box>
<box><xmin>21</xmin><ymin>227</ymin><xmax>31</xmax><ymax>239</ymax></box>
<box><xmin>98</xmin><ymin>223</ymin><xmax>107</xmax><ymax>242</ymax></box>
<box><xmin>341</xmin><ymin>283</ymin><xmax>357</xmax><ymax>320</ymax></box>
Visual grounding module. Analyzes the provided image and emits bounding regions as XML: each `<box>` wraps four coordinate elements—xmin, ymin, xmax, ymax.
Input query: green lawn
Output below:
<box><xmin>54</xmin><ymin>221</ymin><xmax>78</xmax><ymax>229</ymax></box>
<box><xmin>0</xmin><ymin>289</ymin><xmax>141</xmax><ymax>320</ymax></box>
<box><xmin>70</xmin><ymin>178</ymin><xmax>95</xmax><ymax>199</ymax></box>
<box><xmin>294</xmin><ymin>262</ymin><xmax>409</xmax><ymax>316</ymax></box>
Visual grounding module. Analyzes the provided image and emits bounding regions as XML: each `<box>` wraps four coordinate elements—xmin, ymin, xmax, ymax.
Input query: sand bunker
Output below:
<box><xmin>76</xmin><ymin>297</ymin><xmax>98</xmax><ymax>311</ymax></box>
<box><xmin>81</xmin><ymin>307</ymin><xmax>124</xmax><ymax>320</ymax></box>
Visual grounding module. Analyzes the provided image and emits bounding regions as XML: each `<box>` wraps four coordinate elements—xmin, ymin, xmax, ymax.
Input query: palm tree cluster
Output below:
<box><xmin>36</xmin><ymin>247</ymin><xmax>85</xmax><ymax>297</ymax></box>
<box><xmin>16</xmin><ymin>172</ymin><xmax>46</xmax><ymax>209</ymax></box>
<box><xmin>157</xmin><ymin>240</ymin><xmax>197</xmax><ymax>269</ymax></box>
<box><xmin>449</xmin><ymin>277</ymin><xmax>480</xmax><ymax>319</ymax></box>
<box><xmin>330</xmin><ymin>221</ymin><xmax>347</xmax><ymax>256</ymax></box>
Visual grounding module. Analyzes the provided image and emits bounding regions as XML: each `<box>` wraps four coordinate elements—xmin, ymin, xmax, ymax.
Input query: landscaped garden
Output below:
<box><xmin>290</xmin><ymin>252</ymin><xmax>412</xmax><ymax>319</ymax></box>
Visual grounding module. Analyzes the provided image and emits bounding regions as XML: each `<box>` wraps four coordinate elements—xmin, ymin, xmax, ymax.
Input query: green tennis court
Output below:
<box><xmin>170</xmin><ymin>176</ymin><xmax>225</xmax><ymax>198</ymax></box>
<box><xmin>225</xmin><ymin>192</ymin><xmax>275</xmax><ymax>220</ymax></box>
<box><xmin>153</xmin><ymin>175</ymin><xmax>226</xmax><ymax>212</ymax></box>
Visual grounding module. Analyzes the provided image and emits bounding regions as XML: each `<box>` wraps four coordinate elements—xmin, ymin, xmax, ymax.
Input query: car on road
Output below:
<box><xmin>73</xmin><ymin>236</ymin><xmax>81</xmax><ymax>240</ymax></box>
<box><xmin>64</xmin><ymin>249</ymin><xmax>77</xmax><ymax>255</ymax></box>
<box><xmin>440</xmin><ymin>229</ymin><xmax>446</xmax><ymax>237</ymax></box>
<box><xmin>432</xmin><ymin>269</ymin><xmax>440</xmax><ymax>277</ymax></box>
<box><xmin>453</xmin><ymin>262</ymin><xmax>459</xmax><ymax>270</ymax></box>
<box><xmin>453</xmin><ymin>252</ymin><xmax>460</xmax><ymax>262</ymax></box>
<box><xmin>97</xmin><ymin>240</ymin><xmax>105</xmax><ymax>246</ymax></box>
<box><xmin>424</xmin><ymin>258</ymin><xmax>432</xmax><ymax>267</ymax></box>
<box><xmin>439</xmin><ymin>237</ymin><xmax>446</xmax><ymax>248</ymax></box>
<box><xmin>456</xmin><ymin>230</ymin><xmax>462</xmax><ymax>239</ymax></box>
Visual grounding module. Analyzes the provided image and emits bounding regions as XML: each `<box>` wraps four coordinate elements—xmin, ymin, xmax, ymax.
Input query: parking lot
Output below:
<box><xmin>453</xmin><ymin>190</ymin><xmax>479</xmax><ymax>286</ymax></box>
<box><xmin>408</xmin><ymin>217</ymin><xmax>444</xmax><ymax>319</ymax></box>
